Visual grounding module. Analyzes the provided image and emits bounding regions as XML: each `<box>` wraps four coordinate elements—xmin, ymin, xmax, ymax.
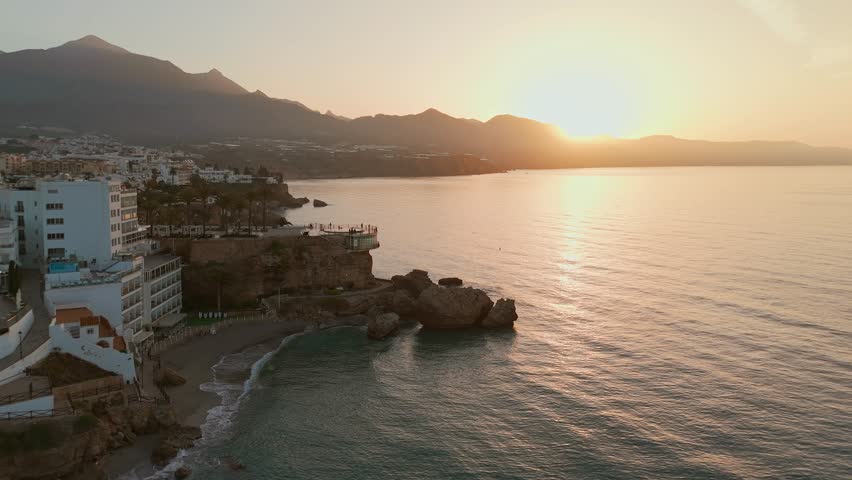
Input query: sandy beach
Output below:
<box><xmin>104</xmin><ymin>321</ymin><xmax>305</xmax><ymax>479</ymax></box>
<box><xmin>163</xmin><ymin>321</ymin><xmax>304</xmax><ymax>427</ymax></box>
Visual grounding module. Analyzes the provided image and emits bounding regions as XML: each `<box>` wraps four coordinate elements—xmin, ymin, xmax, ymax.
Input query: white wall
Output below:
<box><xmin>50</xmin><ymin>324</ymin><xmax>136</xmax><ymax>383</ymax></box>
<box><xmin>45</xmin><ymin>282</ymin><xmax>123</xmax><ymax>331</ymax></box>
<box><xmin>0</xmin><ymin>394</ymin><xmax>53</xmax><ymax>414</ymax></box>
<box><xmin>0</xmin><ymin>308</ymin><xmax>34</xmax><ymax>360</ymax></box>
<box><xmin>0</xmin><ymin>339</ymin><xmax>51</xmax><ymax>386</ymax></box>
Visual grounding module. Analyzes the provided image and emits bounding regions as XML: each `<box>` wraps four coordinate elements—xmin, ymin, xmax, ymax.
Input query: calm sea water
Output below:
<box><xmin>175</xmin><ymin>167</ymin><xmax>852</xmax><ymax>479</ymax></box>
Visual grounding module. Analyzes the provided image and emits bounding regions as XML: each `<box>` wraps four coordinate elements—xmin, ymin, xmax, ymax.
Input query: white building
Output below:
<box><xmin>0</xmin><ymin>218</ymin><xmax>18</xmax><ymax>274</ymax></box>
<box><xmin>0</xmin><ymin>177</ymin><xmax>183</xmax><ymax>354</ymax></box>
<box><xmin>143</xmin><ymin>255</ymin><xmax>183</xmax><ymax>326</ymax></box>
<box><xmin>0</xmin><ymin>177</ymin><xmax>127</xmax><ymax>267</ymax></box>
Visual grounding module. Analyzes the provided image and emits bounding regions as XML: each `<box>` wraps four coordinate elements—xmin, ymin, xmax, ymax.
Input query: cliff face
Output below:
<box><xmin>0</xmin><ymin>402</ymin><xmax>192</xmax><ymax>480</ymax></box>
<box><xmin>175</xmin><ymin>235</ymin><xmax>376</xmax><ymax>309</ymax></box>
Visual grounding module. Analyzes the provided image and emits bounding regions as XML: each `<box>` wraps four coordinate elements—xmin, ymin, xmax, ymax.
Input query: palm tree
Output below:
<box><xmin>259</xmin><ymin>183</ymin><xmax>270</xmax><ymax>231</ymax></box>
<box><xmin>162</xmin><ymin>206</ymin><xmax>181</xmax><ymax>237</ymax></box>
<box><xmin>232</xmin><ymin>197</ymin><xmax>247</xmax><ymax>234</ymax></box>
<box><xmin>215</xmin><ymin>194</ymin><xmax>232</xmax><ymax>234</ymax></box>
<box><xmin>246</xmin><ymin>191</ymin><xmax>257</xmax><ymax>233</ymax></box>
<box><xmin>193</xmin><ymin>180</ymin><xmax>214</xmax><ymax>237</ymax></box>
<box><xmin>178</xmin><ymin>187</ymin><xmax>197</xmax><ymax>230</ymax></box>
<box><xmin>138</xmin><ymin>194</ymin><xmax>160</xmax><ymax>226</ymax></box>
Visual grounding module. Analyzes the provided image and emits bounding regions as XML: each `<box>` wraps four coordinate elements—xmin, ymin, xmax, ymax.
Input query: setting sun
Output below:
<box><xmin>524</xmin><ymin>71</ymin><xmax>638</xmax><ymax>138</ymax></box>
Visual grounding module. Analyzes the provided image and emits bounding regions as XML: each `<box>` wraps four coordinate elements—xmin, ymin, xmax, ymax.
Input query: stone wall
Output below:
<box><xmin>52</xmin><ymin>375</ymin><xmax>125</xmax><ymax>410</ymax></box>
<box><xmin>174</xmin><ymin>236</ymin><xmax>376</xmax><ymax>309</ymax></box>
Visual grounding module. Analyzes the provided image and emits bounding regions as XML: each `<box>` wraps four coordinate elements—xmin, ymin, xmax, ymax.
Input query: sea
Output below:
<box><xmin>154</xmin><ymin>167</ymin><xmax>852</xmax><ymax>479</ymax></box>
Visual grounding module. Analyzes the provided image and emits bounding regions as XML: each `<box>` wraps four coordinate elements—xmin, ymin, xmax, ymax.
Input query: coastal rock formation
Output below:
<box><xmin>0</xmin><ymin>402</ymin><xmax>196</xmax><ymax>480</ymax></box>
<box><xmin>438</xmin><ymin>277</ymin><xmax>463</xmax><ymax>287</ymax></box>
<box><xmin>313</xmin><ymin>199</ymin><xmax>328</xmax><ymax>207</ymax></box>
<box><xmin>152</xmin><ymin>425</ymin><xmax>202</xmax><ymax>466</ymax></box>
<box><xmin>391</xmin><ymin>269</ymin><xmax>435</xmax><ymax>296</ymax></box>
<box><xmin>482</xmin><ymin>299</ymin><xmax>518</xmax><ymax>328</ymax></box>
<box><xmin>416</xmin><ymin>285</ymin><xmax>494</xmax><ymax>329</ymax></box>
<box><xmin>177</xmin><ymin>235</ymin><xmax>376</xmax><ymax>309</ymax></box>
<box><xmin>388</xmin><ymin>289</ymin><xmax>418</xmax><ymax>315</ymax></box>
<box><xmin>175</xmin><ymin>466</ymin><xmax>192</xmax><ymax>479</ymax></box>
<box><xmin>368</xmin><ymin>312</ymin><xmax>400</xmax><ymax>339</ymax></box>
<box><xmin>157</xmin><ymin>367</ymin><xmax>187</xmax><ymax>386</ymax></box>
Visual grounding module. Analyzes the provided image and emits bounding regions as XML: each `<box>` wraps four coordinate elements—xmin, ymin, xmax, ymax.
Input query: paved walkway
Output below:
<box><xmin>0</xmin><ymin>270</ymin><xmax>50</xmax><ymax>372</ymax></box>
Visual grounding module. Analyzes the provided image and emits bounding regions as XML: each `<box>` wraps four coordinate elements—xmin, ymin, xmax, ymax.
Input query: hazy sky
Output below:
<box><xmin>2</xmin><ymin>0</ymin><xmax>851</xmax><ymax>147</ymax></box>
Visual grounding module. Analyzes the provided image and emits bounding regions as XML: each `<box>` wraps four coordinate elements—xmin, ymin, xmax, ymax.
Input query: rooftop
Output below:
<box><xmin>144</xmin><ymin>254</ymin><xmax>181</xmax><ymax>271</ymax></box>
<box><xmin>55</xmin><ymin>307</ymin><xmax>94</xmax><ymax>325</ymax></box>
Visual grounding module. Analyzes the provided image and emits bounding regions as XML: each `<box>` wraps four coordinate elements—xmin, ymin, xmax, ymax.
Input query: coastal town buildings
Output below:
<box><xmin>0</xmin><ymin>176</ymin><xmax>184</xmax><ymax>387</ymax></box>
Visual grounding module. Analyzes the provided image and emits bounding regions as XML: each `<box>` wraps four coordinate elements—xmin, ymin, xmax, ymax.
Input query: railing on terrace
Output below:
<box><xmin>64</xmin><ymin>381</ymin><xmax>124</xmax><ymax>401</ymax></box>
<box><xmin>0</xmin><ymin>386</ymin><xmax>52</xmax><ymax>407</ymax></box>
<box><xmin>313</xmin><ymin>223</ymin><xmax>379</xmax><ymax>235</ymax></box>
<box><xmin>1</xmin><ymin>406</ymin><xmax>74</xmax><ymax>421</ymax></box>
<box><xmin>146</xmin><ymin>310</ymin><xmax>269</xmax><ymax>356</ymax></box>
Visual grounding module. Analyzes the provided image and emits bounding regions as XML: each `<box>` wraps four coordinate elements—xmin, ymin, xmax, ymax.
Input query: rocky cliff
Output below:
<box><xmin>175</xmin><ymin>235</ymin><xmax>376</xmax><ymax>309</ymax></box>
<box><xmin>0</xmin><ymin>402</ymin><xmax>197</xmax><ymax>480</ymax></box>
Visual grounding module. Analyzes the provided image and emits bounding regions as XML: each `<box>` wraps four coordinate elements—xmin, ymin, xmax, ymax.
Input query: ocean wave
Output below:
<box><xmin>140</xmin><ymin>332</ymin><xmax>306</xmax><ymax>479</ymax></box>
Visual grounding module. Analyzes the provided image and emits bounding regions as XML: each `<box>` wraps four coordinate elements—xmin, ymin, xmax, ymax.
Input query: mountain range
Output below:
<box><xmin>1</xmin><ymin>35</ymin><xmax>851</xmax><ymax>169</ymax></box>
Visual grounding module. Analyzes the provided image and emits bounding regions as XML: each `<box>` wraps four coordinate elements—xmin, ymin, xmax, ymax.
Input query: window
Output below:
<box><xmin>86</xmin><ymin>328</ymin><xmax>95</xmax><ymax>335</ymax></box>
<box><xmin>110</xmin><ymin>194</ymin><xmax>120</xmax><ymax>203</ymax></box>
<box><xmin>46</xmin><ymin>203</ymin><xmax>64</xmax><ymax>210</ymax></box>
<box><xmin>48</xmin><ymin>189</ymin><xmax>59</xmax><ymax>194</ymax></box>
<box><xmin>16</xmin><ymin>216</ymin><xmax>24</xmax><ymax>227</ymax></box>
<box><xmin>47</xmin><ymin>248</ymin><xmax>65</xmax><ymax>257</ymax></box>
<box><xmin>14</xmin><ymin>201</ymin><xmax>23</xmax><ymax>213</ymax></box>
<box><xmin>47</xmin><ymin>218</ymin><xmax>64</xmax><ymax>225</ymax></box>
<box><xmin>47</xmin><ymin>233</ymin><xmax>65</xmax><ymax>240</ymax></box>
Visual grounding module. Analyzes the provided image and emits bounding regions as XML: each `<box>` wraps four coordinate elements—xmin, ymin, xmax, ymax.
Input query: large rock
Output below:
<box><xmin>389</xmin><ymin>290</ymin><xmax>418</xmax><ymax>315</ymax></box>
<box><xmin>416</xmin><ymin>286</ymin><xmax>494</xmax><ymax>329</ymax></box>
<box><xmin>158</xmin><ymin>367</ymin><xmax>187</xmax><ymax>386</ymax></box>
<box><xmin>175</xmin><ymin>466</ymin><xmax>192</xmax><ymax>479</ymax></box>
<box><xmin>313</xmin><ymin>199</ymin><xmax>328</xmax><ymax>207</ymax></box>
<box><xmin>391</xmin><ymin>269</ymin><xmax>434</xmax><ymax>296</ymax></box>
<box><xmin>482</xmin><ymin>298</ymin><xmax>518</xmax><ymax>328</ymax></box>
<box><xmin>367</xmin><ymin>312</ymin><xmax>400</xmax><ymax>339</ymax></box>
<box><xmin>438</xmin><ymin>277</ymin><xmax>463</xmax><ymax>287</ymax></box>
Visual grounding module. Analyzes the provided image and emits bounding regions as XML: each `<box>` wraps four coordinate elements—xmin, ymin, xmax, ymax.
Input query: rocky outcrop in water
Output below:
<box><xmin>391</xmin><ymin>269</ymin><xmax>435</xmax><ymax>296</ymax></box>
<box><xmin>313</xmin><ymin>199</ymin><xmax>328</xmax><ymax>207</ymax></box>
<box><xmin>416</xmin><ymin>285</ymin><xmax>494</xmax><ymax>329</ymax></box>
<box><xmin>368</xmin><ymin>312</ymin><xmax>400</xmax><ymax>339</ymax></box>
<box><xmin>438</xmin><ymin>277</ymin><xmax>463</xmax><ymax>287</ymax></box>
<box><xmin>175</xmin><ymin>466</ymin><xmax>192</xmax><ymax>479</ymax></box>
<box><xmin>482</xmin><ymin>298</ymin><xmax>518</xmax><ymax>328</ymax></box>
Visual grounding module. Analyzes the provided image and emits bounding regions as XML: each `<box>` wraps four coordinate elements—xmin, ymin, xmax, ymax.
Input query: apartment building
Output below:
<box><xmin>0</xmin><ymin>177</ymin><xmax>183</xmax><ymax>352</ymax></box>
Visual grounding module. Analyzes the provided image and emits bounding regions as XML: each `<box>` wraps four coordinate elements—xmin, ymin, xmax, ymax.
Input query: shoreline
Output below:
<box><xmin>104</xmin><ymin>321</ymin><xmax>304</xmax><ymax>479</ymax></box>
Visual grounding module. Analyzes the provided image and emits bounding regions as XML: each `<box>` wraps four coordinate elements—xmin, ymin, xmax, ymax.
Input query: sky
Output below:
<box><xmin>2</xmin><ymin>0</ymin><xmax>851</xmax><ymax>147</ymax></box>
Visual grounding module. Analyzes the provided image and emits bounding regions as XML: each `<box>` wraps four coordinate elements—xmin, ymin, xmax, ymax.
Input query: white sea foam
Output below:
<box><xmin>141</xmin><ymin>331</ymin><xmax>305</xmax><ymax>478</ymax></box>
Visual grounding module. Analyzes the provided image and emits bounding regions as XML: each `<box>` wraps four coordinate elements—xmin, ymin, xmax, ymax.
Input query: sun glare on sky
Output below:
<box><xmin>520</xmin><ymin>70</ymin><xmax>638</xmax><ymax>139</ymax></box>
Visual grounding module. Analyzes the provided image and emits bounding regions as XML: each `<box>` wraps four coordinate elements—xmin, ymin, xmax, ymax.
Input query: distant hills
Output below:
<box><xmin>2</xmin><ymin>35</ymin><xmax>851</xmax><ymax>169</ymax></box>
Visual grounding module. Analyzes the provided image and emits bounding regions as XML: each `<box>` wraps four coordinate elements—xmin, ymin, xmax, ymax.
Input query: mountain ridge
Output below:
<box><xmin>1</xmin><ymin>35</ymin><xmax>851</xmax><ymax>169</ymax></box>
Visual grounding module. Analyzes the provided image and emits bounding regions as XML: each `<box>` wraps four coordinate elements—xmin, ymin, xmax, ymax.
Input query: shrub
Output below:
<box><xmin>72</xmin><ymin>414</ymin><xmax>98</xmax><ymax>434</ymax></box>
